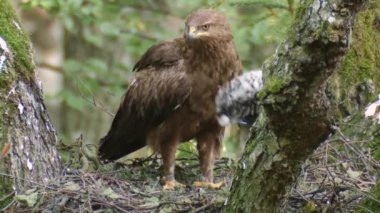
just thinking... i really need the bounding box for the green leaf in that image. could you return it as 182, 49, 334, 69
61, 16, 75, 31
99, 22, 120, 37
83, 28, 103, 47
60, 90, 86, 110
63, 59, 82, 74
86, 58, 107, 74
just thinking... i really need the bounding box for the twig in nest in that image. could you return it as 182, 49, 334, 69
191, 200, 216, 213
138, 201, 190, 211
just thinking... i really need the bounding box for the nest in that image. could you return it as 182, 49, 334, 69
3, 157, 234, 212
284, 126, 380, 212
1, 124, 379, 212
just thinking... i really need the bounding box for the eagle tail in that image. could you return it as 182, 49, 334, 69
98, 110, 147, 162
98, 133, 146, 162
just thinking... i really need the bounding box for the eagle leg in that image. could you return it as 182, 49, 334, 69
194, 127, 225, 189
160, 139, 184, 190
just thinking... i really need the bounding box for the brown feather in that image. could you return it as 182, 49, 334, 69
98, 62, 191, 161
99, 8, 242, 184
133, 40, 183, 72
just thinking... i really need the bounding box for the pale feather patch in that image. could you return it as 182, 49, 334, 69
217, 114, 230, 126
216, 70, 263, 125
365, 94, 380, 123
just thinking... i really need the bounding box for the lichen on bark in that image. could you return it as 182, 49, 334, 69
328, 2, 380, 118
225, 0, 368, 212
0, 0, 61, 202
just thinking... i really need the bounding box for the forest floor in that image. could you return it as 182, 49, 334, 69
8, 156, 234, 212
4, 126, 379, 212
285, 126, 380, 212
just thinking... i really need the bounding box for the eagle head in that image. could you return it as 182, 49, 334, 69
184, 9, 232, 42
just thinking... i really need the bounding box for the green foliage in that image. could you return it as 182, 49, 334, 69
60, 58, 125, 111
177, 141, 198, 158
223, 0, 297, 66
21, 0, 296, 85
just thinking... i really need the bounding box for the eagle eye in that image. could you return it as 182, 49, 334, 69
201, 24, 210, 31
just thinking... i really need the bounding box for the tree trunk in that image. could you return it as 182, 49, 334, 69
0, 0, 61, 196
225, 0, 368, 212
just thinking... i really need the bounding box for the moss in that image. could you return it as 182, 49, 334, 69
311, 20, 330, 42
0, 0, 33, 208
257, 75, 291, 99
327, 1, 380, 119
336, 3, 380, 157
335, 4, 380, 209
287, 0, 314, 40
0, 0, 35, 76
340, 9, 380, 88
0, 0, 31, 148
293, 0, 313, 23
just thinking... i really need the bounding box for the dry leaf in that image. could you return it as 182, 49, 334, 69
102, 187, 121, 199
63, 181, 81, 191
347, 168, 363, 179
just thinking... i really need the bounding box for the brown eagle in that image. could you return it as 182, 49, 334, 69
98, 8, 242, 189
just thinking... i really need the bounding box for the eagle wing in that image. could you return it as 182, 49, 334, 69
99, 40, 191, 161
133, 40, 183, 72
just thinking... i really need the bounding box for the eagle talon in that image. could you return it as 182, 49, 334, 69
193, 181, 225, 189
163, 180, 185, 190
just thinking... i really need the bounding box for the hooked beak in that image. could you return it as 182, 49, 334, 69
186, 26, 197, 40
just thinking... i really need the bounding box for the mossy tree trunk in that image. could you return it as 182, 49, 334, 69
349, 1, 380, 210
0, 0, 61, 199
225, 0, 368, 212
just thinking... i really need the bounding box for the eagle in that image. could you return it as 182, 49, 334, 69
98, 8, 242, 190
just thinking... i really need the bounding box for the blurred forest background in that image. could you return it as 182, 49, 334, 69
13, 0, 296, 163
3, 0, 380, 211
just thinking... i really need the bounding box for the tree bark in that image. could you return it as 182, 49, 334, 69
0, 0, 61, 195
225, 0, 368, 212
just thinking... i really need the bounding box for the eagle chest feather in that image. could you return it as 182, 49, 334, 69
186, 43, 241, 120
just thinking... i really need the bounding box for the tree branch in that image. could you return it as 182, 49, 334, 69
226, 0, 368, 212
